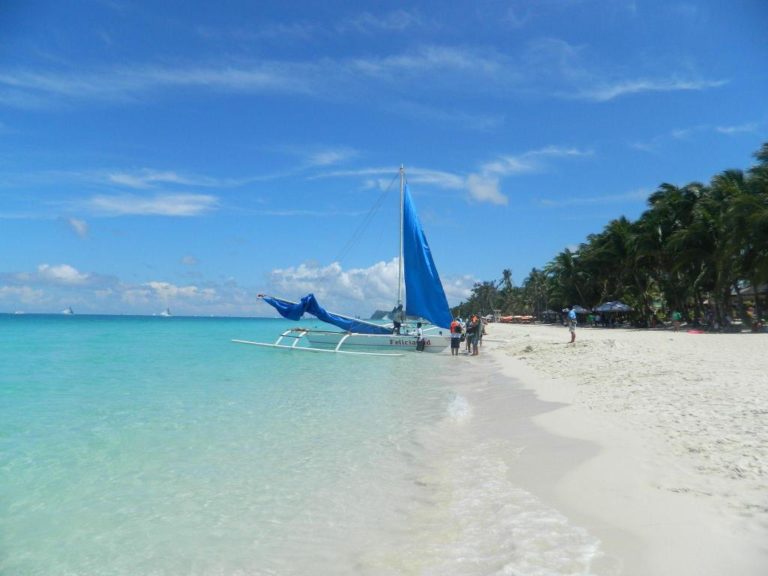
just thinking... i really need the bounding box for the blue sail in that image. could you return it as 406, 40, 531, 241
403, 185, 452, 329
262, 294, 392, 335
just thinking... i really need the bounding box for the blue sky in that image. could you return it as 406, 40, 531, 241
1, 0, 766, 317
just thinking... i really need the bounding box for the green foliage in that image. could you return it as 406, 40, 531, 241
453, 142, 768, 327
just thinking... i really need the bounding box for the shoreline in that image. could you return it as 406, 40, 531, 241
478, 323, 768, 575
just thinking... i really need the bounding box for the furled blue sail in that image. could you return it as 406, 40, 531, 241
261, 294, 392, 335
402, 185, 452, 329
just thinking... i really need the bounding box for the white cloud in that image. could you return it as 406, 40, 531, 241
120, 286, 153, 305
145, 281, 217, 301
442, 274, 476, 305
120, 281, 217, 307
631, 122, 759, 152
0, 45, 507, 110
196, 22, 318, 43
480, 146, 592, 178
670, 128, 694, 140
37, 263, 90, 284
181, 255, 199, 266
0, 37, 728, 118
266, 257, 473, 316
466, 146, 592, 204
577, 78, 728, 102
316, 149, 590, 206
0, 285, 45, 304
0, 64, 309, 103
539, 188, 649, 207
480, 156, 537, 177
351, 45, 502, 80
68, 217, 88, 238
337, 9, 423, 34
408, 168, 466, 190
466, 174, 506, 205
305, 148, 357, 167
0, 265, 250, 315
85, 193, 218, 216
716, 123, 758, 135
312, 165, 466, 192
520, 37, 727, 102
268, 260, 397, 309
1, 256, 475, 316
107, 169, 241, 189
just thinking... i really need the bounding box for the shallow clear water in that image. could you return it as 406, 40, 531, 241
1, 315, 602, 575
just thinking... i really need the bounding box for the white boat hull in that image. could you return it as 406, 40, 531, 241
306, 330, 450, 353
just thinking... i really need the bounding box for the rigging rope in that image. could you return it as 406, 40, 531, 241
334, 172, 399, 265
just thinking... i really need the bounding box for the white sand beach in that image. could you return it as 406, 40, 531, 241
479, 323, 768, 576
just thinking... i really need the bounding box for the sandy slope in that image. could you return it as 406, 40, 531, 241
482, 323, 768, 576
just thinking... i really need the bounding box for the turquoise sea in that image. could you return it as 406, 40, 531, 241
1, 315, 602, 575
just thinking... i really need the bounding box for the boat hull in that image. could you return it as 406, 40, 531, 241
306, 331, 450, 353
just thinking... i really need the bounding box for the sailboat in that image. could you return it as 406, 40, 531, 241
234, 166, 452, 355
160, 308, 172, 317
61, 306, 74, 315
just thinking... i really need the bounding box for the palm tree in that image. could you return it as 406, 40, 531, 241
545, 248, 587, 307
733, 149, 768, 323
638, 183, 702, 320
453, 142, 768, 329
522, 267, 550, 319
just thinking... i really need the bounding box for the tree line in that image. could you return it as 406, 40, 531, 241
453, 143, 768, 329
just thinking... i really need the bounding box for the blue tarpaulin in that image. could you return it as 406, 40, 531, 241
262, 294, 392, 335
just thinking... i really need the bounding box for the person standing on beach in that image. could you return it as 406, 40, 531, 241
672, 310, 682, 331
391, 303, 404, 334
468, 315, 480, 356
450, 317, 462, 356
567, 305, 577, 343
477, 317, 485, 348
415, 322, 425, 351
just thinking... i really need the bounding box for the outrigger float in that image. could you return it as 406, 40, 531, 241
233, 328, 409, 357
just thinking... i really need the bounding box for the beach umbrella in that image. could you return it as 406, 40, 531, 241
571, 305, 590, 314
540, 309, 559, 322
593, 301, 633, 313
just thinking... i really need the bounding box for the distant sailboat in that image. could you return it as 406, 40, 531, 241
61, 306, 74, 315
160, 308, 172, 317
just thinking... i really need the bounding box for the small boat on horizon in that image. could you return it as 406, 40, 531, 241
160, 308, 172, 317
61, 306, 74, 315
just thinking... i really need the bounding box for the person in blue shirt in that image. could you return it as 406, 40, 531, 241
567, 305, 577, 343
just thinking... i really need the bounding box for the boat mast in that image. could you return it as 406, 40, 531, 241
397, 165, 404, 307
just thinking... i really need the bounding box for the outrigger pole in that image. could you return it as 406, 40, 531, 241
232, 334, 405, 356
